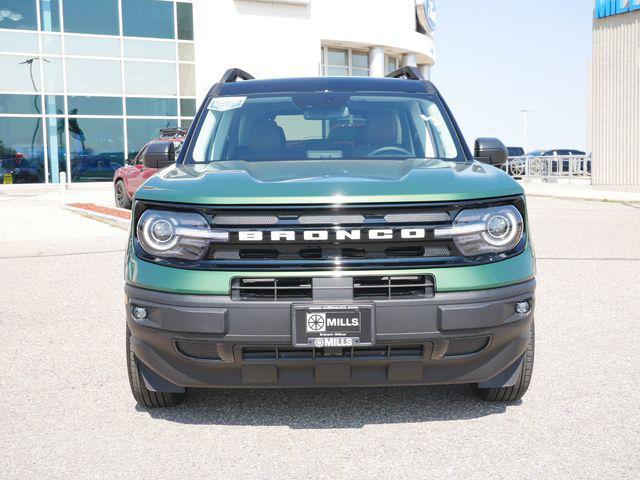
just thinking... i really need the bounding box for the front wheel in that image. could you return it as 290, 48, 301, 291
472, 321, 535, 402
126, 328, 185, 408
114, 180, 132, 209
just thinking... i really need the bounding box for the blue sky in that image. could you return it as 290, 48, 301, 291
432, 0, 593, 151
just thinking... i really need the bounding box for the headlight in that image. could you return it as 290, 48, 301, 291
136, 209, 229, 260
434, 205, 524, 256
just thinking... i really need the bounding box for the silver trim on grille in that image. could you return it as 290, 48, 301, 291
213, 215, 279, 226
384, 212, 450, 223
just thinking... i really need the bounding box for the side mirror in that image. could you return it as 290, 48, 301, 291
142, 141, 176, 169
474, 138, 508, 166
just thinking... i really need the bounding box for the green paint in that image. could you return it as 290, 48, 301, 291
126, 245, 535, 295
135, 159, 523, 205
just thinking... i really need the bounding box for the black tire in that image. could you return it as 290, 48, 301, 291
114, 180, 132, 209
126, 328, 185, 408
472, 321, 535, 402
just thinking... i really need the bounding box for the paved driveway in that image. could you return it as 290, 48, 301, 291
1, 192, 638, 479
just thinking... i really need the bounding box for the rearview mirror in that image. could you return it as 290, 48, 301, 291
143, 141, 176, 169
474, 138, 508, 166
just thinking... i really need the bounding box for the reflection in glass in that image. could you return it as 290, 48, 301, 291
180, 118, 192, 130
126, 98, 177, 117
44, 95, 64, 115
69, 117, 124, 182
0, 55, 43, 92
68, 96, 122, 116
177, 3, 194, 40
0, 0, 38, 30
0, 31, 39, 53
123, 38, 175, 60
179, 98, 196, 117
122, 0, 174, 39
179, 63, 196, 96
46, 116, 65, 182
124, 61, 176, 96
0, 94, 40, 114
39, 0, 61, 32
64, 35, 120, 57
127, 118, 176, 160
0, 117, 44, 184
66, 59, 122, 94
63, 0, 119, 36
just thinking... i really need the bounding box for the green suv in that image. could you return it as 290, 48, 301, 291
125, 68, 535, 407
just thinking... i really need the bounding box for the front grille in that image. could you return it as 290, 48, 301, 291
134, 197, 526, 271
231, 277, 313, 301
232, 275, 434, 301
243, 345, 425, 361
353, 275, 433, 300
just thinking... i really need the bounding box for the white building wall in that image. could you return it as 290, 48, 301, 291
192, 0, 435, 102
590, 11, 640, 190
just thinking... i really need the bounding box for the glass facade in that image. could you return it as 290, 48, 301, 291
0, 0, 195, 184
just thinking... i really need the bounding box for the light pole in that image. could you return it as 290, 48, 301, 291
519, 109, 533, 153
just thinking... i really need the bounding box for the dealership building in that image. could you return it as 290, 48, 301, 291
0, 0, 436, 186
590, 0, 640, 190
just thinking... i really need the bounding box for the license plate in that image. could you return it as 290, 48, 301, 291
291, 304, 375, 348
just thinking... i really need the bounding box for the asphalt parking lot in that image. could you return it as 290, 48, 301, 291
1, 191, 639, 479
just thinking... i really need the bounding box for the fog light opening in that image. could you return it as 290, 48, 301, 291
515, 301, 531, 315
132, 306, 148, 320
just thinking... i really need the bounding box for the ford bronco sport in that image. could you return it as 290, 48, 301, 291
125, 67, 535, 407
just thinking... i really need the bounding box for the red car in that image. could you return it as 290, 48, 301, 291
113, 128, 186, 209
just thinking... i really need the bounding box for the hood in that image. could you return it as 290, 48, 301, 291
135, 158, 523, 205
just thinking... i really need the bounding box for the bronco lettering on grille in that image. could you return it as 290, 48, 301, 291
237, 228, 429, 242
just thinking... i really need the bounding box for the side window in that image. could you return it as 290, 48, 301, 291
135, 146, 148, 165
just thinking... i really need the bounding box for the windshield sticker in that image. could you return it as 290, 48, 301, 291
208, 96, 246, 111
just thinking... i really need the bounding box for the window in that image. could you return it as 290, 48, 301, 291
191, 93, 462, 163
122, 0, 174, 39
44, 95, 64, 115
124, 61, 177, 96
45, 116, 65, 182
126, 98, 177, 117
177, 2, 194, 41
63, 0, 119, 36
0, 55, 42, 92
66, 59, 122, 94
127, 118, 177, 159
39, 0, 61, 32
321, 47, 370, 77
179, 99, 196, 117
0, 31, 39, 53
179, 63, 196, 96
68, 96, 122, 116
68, 117, 124, 182
385, 55, 400, 74
0, 117, 44, 184
64, 35, 120, 58
123, 38, 175, 61
0, 94, 40, 114
0, 0, 38, 30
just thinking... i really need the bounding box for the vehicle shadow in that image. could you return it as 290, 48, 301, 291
138, 385, 520, 429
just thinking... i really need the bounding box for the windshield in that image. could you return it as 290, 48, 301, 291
188, 92, 465, 163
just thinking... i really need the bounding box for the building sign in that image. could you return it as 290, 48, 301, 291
595, 0, 640, 19
416, 0, 437, 34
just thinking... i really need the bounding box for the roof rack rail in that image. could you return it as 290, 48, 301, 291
385, 66, 425, 81
219, 68, 255, 84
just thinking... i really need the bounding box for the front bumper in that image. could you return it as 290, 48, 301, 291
126, 278, 535, 389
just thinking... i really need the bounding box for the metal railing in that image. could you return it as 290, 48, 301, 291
504, 155, 592, 178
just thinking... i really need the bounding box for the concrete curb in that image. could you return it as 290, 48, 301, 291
62, 205, 130, 231
524, 191, 640, 206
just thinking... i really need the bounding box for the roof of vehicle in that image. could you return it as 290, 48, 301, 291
218, 76, 437, 96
